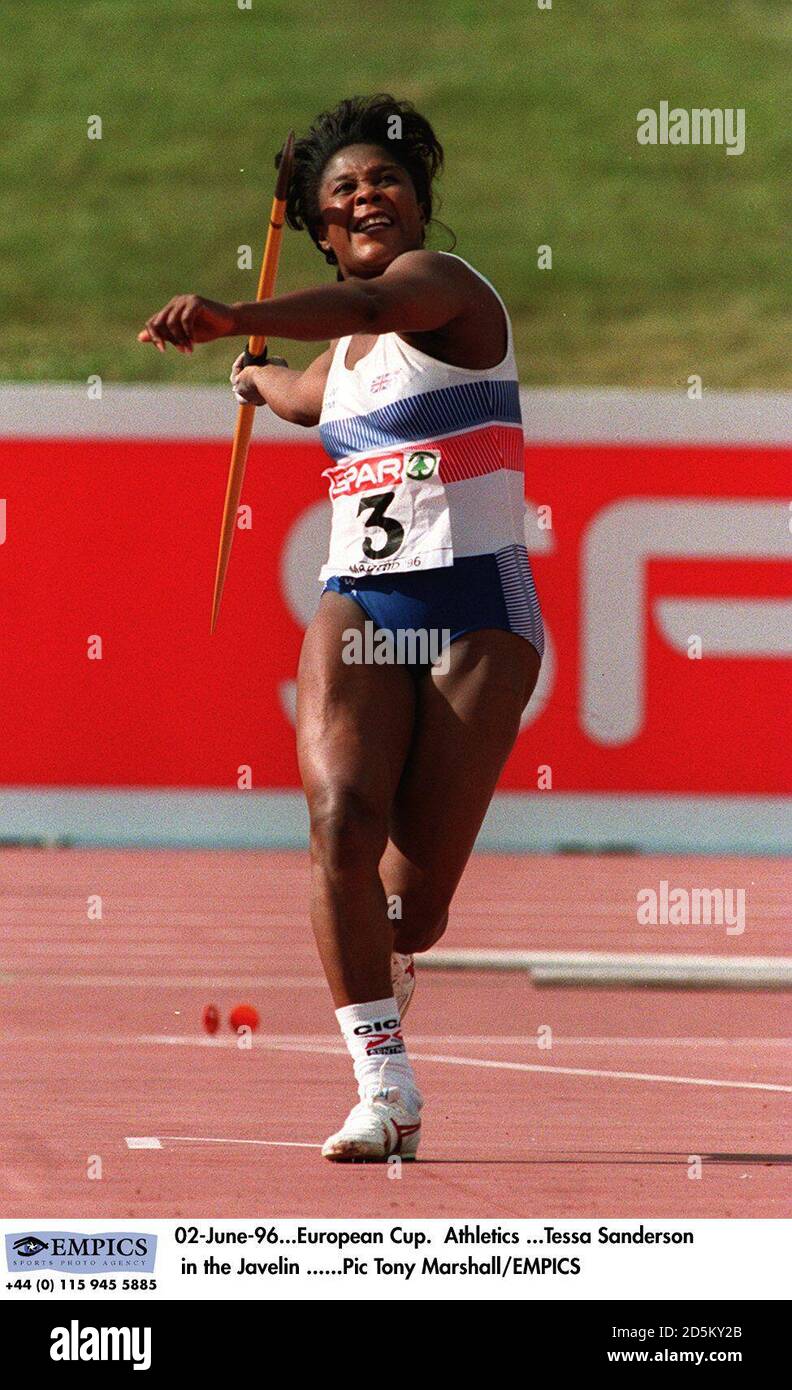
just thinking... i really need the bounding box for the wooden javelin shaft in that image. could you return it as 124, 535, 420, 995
210, 130, 295, 633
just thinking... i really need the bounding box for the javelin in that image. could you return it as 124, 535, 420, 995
210, 130, 295, 633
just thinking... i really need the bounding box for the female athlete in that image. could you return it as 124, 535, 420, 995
139, 95, 544, 1162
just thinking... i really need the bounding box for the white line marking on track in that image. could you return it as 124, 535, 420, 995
408, 1051, 792, 1094
138, 1035, 792, 1094
125, 1135, 319, 1151
5, 1033, 789, 1051
0, 974, 326, 988
136, 1033, 791, 1049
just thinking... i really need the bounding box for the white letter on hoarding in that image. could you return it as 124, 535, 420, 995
581, 499, 790, 745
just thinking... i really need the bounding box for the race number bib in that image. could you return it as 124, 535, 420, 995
321, 447, 454, 577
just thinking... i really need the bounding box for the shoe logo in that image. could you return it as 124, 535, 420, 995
391, 1121, 421, 1153
364, 1029, 403, 1053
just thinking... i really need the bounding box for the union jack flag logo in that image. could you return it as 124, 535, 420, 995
370, 372, 399, 394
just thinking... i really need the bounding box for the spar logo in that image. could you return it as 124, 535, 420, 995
323, 454, 402, 498
405, 449, 440, 479
6, 1230, 157, 1273
323, 448, 442, 498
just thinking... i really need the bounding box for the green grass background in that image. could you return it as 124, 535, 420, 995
1, 0, 788, 385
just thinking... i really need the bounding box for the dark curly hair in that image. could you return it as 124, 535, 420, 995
276, 94, 445, 267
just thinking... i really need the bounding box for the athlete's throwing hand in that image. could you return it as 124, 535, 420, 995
229, 352, 289, 406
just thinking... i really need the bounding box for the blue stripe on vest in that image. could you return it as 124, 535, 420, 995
320, 378, 521, 460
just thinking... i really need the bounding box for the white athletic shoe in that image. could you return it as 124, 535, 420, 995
391, 952, 416, 1018
322, 1086, 422, 1163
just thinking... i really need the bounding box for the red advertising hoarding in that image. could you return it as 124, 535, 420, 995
0, 436, 788, 792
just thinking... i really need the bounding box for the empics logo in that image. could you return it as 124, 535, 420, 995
12, 1236, 48, 1258
5, 1230, 157, 1273
50, 1320, 151, 1372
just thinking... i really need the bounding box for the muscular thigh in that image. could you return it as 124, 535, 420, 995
296, 591, 416, 823
381, 629, 540, 920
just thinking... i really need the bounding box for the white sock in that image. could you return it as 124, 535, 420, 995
335, 995, 421, 1112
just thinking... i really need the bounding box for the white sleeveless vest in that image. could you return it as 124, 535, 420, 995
318, 255, 525, 580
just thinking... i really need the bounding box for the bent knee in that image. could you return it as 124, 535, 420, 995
307, 785, 388, 874
394, 907, 449, 954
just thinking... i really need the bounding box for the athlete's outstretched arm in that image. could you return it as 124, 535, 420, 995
138, 251, 470, 352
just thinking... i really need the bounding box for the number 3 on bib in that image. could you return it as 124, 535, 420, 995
357, 491, 404, 561
322, 448, 454, 577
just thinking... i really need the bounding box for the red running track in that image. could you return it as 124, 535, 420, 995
1, 849, 789, 1219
